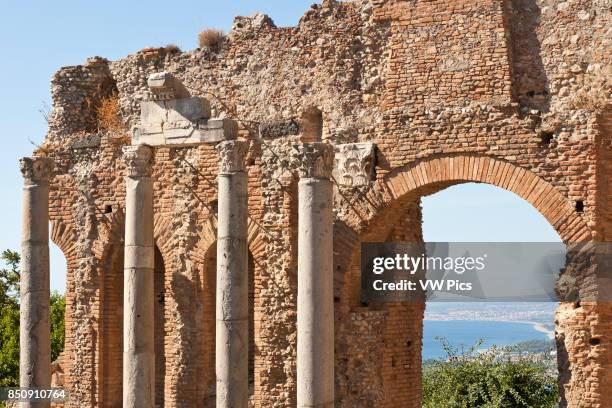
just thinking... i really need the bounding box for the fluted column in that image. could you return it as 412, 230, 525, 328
122, 145, 155, 408
215, 140, 249, 408
293, 143, 335, 408
19, 156, 54, 408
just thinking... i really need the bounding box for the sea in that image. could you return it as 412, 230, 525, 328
423, 320, 552, 360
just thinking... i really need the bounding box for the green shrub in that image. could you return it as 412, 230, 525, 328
423, 337, 558, 408
0, 250, 21, 388
0, 301, 19, 387
50, 292, 65, 362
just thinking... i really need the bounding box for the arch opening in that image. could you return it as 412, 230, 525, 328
49, 238, 68, 389
420, 183, 562, 403
98, 243, 167, 408
335, 155, 587, 407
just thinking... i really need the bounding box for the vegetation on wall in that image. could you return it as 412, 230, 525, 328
0, 250, 65, 387
96, 94, 125, 134
198, 28, 225, 51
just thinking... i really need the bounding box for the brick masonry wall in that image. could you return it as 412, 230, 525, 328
38, 0, 610, 407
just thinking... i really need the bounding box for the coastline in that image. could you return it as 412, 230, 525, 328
424, 318, 555, 339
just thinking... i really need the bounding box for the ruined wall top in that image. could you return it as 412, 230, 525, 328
44, 0, 609, 147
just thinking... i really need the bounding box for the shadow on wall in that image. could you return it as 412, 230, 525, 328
508, 0, 551, 112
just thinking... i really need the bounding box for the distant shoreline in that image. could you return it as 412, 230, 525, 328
424, 318, 555, 339
529, 322, 555, 339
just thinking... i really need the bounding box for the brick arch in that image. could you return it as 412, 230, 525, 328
337, 154, 595, 408
193, 215, 267, 406
48, 220, 79, 391
350, 154, 592, 244
50, 220, 79, 271
83, 211, 172, 408
153, 214, 178, 267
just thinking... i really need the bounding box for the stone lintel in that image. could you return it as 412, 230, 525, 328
333, 142, 375, 187
135, 96, 237, 147
141, 98, 212, 126
134, 117, 238, 147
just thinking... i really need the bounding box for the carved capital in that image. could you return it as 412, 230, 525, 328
333, 142, 375, 187
19, 157, 54, 183
216, 140, 248, 174
123, 145, 154, 178
293, 142, 334, 179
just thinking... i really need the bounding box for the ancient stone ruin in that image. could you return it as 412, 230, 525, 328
19, 0, 611, 407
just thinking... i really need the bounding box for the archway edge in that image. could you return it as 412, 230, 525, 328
352, 154, 592, 244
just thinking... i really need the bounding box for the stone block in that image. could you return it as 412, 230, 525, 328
135, 98, 234, 146
166, 97, 211, 122
71, 134, 101, 150
259, 120, 300, 139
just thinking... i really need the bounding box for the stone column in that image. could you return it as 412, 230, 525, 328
19, 156, 53, 408
293, 143, 335, 408
215, 140, 249, 408
122, 145, 155, 408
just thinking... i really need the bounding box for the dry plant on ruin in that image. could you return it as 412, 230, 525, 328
198, 29, 225, 52
96, 94, 126, 134
164, 44, 182, 54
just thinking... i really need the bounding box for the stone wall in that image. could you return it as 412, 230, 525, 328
38, 0, 610, 407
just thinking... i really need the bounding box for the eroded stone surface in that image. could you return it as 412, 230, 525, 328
216, 141, 249, 408
333, 142, 375, 187
133, 73, 236, 146
19, 156, 53, 408
122, 145, 155, 408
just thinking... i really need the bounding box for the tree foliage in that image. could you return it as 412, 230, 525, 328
0, 250, 20, 387
0, 298, 19, 387
0, 250, 65, 387
50, 292, 65, 361
0, 250, 20, 307
423, 337, 558, 408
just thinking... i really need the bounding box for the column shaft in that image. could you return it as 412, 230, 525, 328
215, 141, 249, 408
19, 157, 53, 408
122, 145, 155, 408
294, 143, 335, 408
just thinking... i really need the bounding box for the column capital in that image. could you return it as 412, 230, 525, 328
293, 142, 334, 179
216, 140, 248, 174
19, 157, 54, 183
123, 145, 154, 178
333, 142, 375, 187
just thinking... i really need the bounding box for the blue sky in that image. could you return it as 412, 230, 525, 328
0, 1, 560, 294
